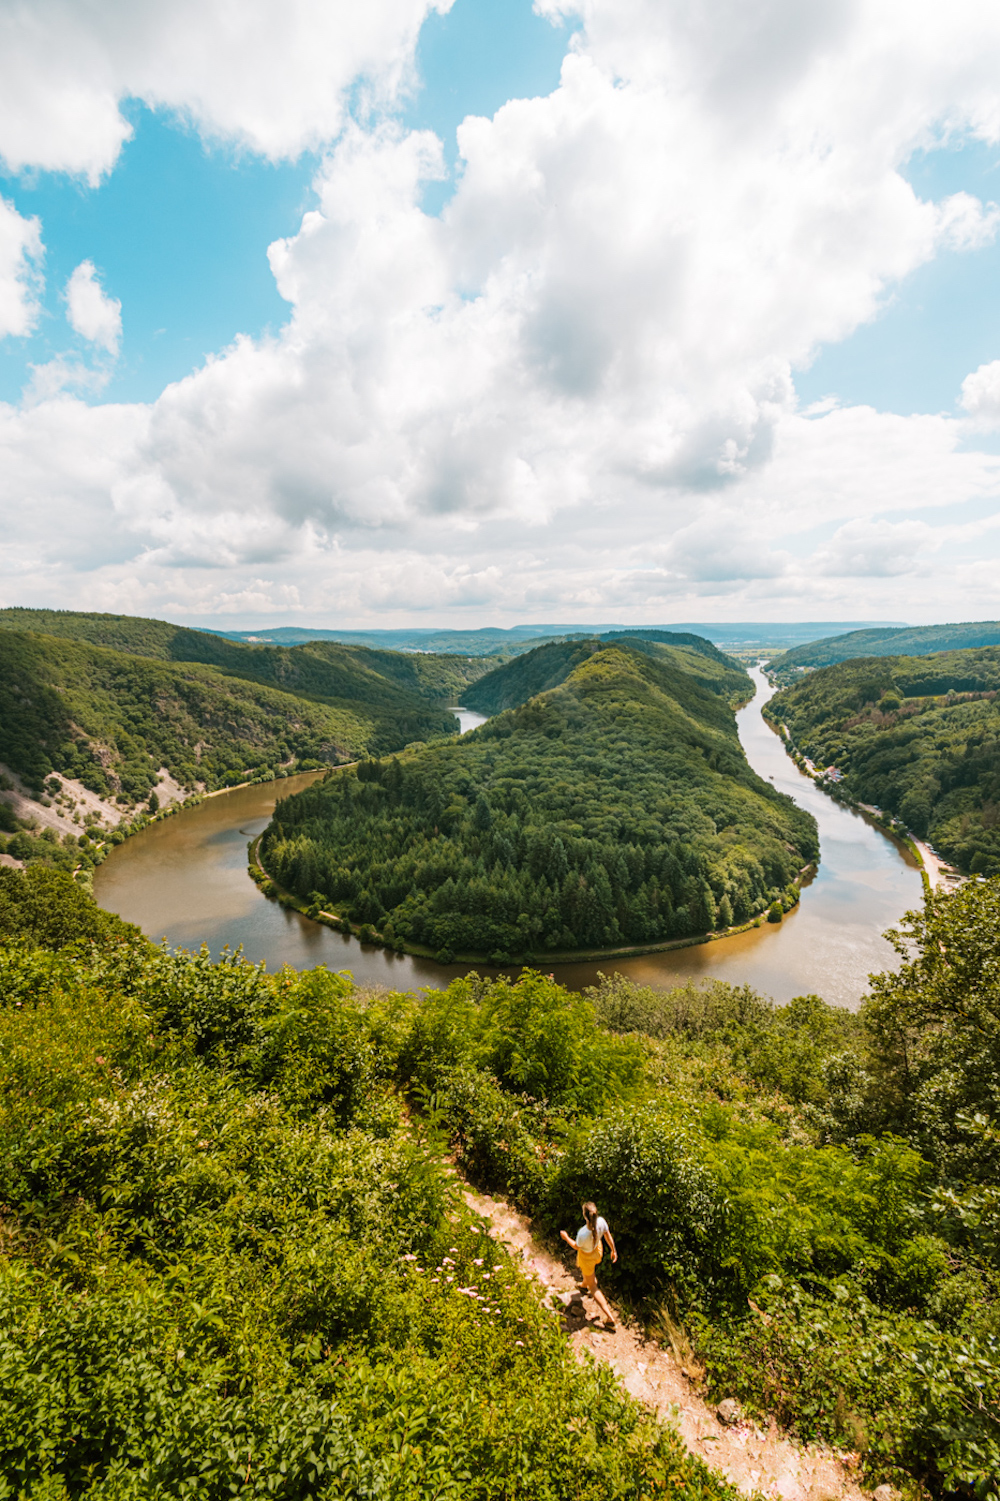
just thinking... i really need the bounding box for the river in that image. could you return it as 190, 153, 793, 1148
94, 673, 922, 1007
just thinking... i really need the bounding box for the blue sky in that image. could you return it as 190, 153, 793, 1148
2, 0, 1000, 627
0, 0, 577, 406
5, 0, 991, 420
798, 137, 1000, 417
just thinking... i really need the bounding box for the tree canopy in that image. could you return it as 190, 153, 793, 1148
263, 641, 817, 959
766, 647, 1000, 872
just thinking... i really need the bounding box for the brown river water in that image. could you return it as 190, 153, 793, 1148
94, 672, 922, 1007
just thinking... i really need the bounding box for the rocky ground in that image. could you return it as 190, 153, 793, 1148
0, 761, 192, 868
464, 1184, 872, 1501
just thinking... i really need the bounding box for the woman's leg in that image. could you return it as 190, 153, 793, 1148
581, 1269, 614, 1324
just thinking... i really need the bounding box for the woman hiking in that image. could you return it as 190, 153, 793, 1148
560, 1201, 617, 1327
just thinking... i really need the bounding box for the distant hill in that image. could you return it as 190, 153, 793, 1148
772, 620, 1000, 682
765, 645, 1000, 874
263, 640, 815, 960
202, 620, 898, 654
463, 635, 748, 716
0, 608, 487, 704
0, 615, 476, 874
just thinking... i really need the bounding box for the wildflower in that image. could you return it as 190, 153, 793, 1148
473, 1258, 484, 1266
402, 1254, 417, 1262
515, 1340, 525, 1347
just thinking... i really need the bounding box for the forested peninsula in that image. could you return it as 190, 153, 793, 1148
261, 639, 818, 961
765, 646, 1000, 874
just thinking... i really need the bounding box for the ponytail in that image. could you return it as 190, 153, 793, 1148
582, 1201, 600, 1249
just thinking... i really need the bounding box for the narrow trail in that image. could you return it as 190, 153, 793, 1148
463, 1184, 870, 1501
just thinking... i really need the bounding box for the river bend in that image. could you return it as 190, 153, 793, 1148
94, 674, 921, 1006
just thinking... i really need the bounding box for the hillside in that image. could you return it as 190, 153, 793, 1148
0, 629, 462, 876
262, 641, 817, 960
0, 607, 488, 704
772, 618, 1000, 681
765, 647, 1000, 873
3, 864, 998, 1493
463, 634, 748, 717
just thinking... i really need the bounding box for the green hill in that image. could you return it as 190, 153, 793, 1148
772, 619, 1000, 682
765, 646, 1000, 873
0, 607, 488, 705
463, 634, 748, 716
262, 641, 817, 960
0, 630, 459, 880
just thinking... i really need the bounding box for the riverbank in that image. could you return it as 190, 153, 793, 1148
248, 831, 811, 968
94, 666, 922, 1005
761, 712, 960, 895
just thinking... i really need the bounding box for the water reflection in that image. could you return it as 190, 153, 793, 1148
95, 669, 922, 1006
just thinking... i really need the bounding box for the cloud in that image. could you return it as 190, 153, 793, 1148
4, 0, 1000, 625
812, 517, 937, 578
0, 195, 42, 337
960, 359, 1000, 426
0, 0, 451, 183
64, 261, 122, 356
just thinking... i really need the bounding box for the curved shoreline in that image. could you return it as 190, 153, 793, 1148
248, 833, 809, 968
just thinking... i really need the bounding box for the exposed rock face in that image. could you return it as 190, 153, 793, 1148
872, 1488, 899, 1501
716, 1397, 743, 1426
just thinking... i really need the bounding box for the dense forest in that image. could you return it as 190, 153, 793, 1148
262, 640, 817, 960
0, 630, 458, 802
0, 607, 490, 705
773, 618, 1000, 680
766, 647, 1000, 873
1, 863, 997, 1494
463, 633, 747, 716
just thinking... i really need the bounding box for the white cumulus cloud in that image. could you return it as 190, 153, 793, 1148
0, 194, 42, 338
0, 0, 452, 182
960, 359, 1000, 426
3, 0, 1000, 624
64, 261, 122, 356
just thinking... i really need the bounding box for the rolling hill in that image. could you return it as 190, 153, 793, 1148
262, 640, 817, 960
765, 646, 1000, 873
772, 619, 1000, 683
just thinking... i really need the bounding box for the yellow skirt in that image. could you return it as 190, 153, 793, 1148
576, 1244, 603, 1275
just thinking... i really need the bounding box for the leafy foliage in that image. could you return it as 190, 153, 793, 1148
766, 647, 1000, 872
0, 871, 734, 1501
263, 642, 817, 957
0, 627, 458, 805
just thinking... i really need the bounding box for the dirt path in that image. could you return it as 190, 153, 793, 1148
464, 1185, 869, 1501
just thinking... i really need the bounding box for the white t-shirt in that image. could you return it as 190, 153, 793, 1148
576, 1217, 609, 1252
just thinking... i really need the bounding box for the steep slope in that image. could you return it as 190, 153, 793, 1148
263, 642, 816, 959
0, 629, 455, 805
766, 646, 1000, 873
